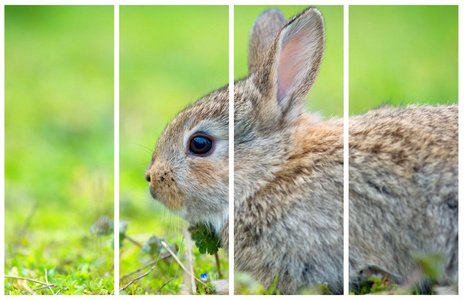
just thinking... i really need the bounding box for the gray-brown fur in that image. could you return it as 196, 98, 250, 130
349, 105, 458, 290
248, 9, 286, 74
146, 6, 457, 295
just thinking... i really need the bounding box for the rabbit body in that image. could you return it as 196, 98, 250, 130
146, 7, 457, 295
233, 110, 344, 294
349, 105, 458, 289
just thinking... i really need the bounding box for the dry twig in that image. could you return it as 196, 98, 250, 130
157, 278, 174, 293
120, 253, 171, 280
5, 275, 56, 288
45, 269, 55, 295
119, 264, 158, 292
215, 252, 223, 279
5, 275, 57, 295
125, 235, 143, 248
161, 241, 207, 288
19, 281, 36, 295
184, 229, 196, 294
23, 285, 54, 294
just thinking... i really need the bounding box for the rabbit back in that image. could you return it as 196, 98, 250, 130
349, 104, 458, 288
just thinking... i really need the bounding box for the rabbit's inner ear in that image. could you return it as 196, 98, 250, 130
275, 8, 325, 110
277, 38, 305, 101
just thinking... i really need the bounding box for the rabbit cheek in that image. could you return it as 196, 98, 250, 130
188, 159, 221, 188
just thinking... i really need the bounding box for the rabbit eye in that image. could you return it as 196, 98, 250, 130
188, 133, 214, 156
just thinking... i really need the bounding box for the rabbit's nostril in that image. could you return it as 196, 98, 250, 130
145, 172, 151, 182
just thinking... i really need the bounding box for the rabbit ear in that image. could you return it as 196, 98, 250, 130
248, 9, 286, 75
255, 8, 325, 122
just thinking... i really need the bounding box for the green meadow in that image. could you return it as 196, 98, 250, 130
5, 6, 114, 295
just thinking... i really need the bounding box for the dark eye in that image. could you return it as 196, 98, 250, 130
188, 134, 214, 155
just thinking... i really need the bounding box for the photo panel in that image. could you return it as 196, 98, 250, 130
349, 5, 458, 295
234, 5, 344, 295
4, 5, 114, 295
119, 5, 229, 295
3, 2, 460, 297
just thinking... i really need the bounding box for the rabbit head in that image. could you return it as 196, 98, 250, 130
146, 7, 325, 237
145, 87, 229, 234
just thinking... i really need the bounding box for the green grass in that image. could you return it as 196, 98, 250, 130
350, 5, 458, 114
119, 6, 229, 294
5, 6, 114, 295
235, 5, 344, 118
351, 252, 450, 295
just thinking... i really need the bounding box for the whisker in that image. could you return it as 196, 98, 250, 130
134, 143, 154, 152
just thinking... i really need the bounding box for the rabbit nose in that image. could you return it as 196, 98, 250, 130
145, 171, 151, 182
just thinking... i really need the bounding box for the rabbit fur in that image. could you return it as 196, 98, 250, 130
349, 104, 458, 292
146, 7, 458, 295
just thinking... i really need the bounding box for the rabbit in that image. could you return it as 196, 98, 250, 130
145, 6, 458, 295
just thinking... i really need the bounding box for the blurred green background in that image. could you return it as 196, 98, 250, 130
235, 5, 343, 118
5, 6, 114, 295
120, 6, 228, 294
350, 5, 458, 114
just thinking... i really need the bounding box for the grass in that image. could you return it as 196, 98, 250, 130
118, 220, 228, 295
119, 6, 229, 294
5, 6, 114, 295
351, 252, 451, 295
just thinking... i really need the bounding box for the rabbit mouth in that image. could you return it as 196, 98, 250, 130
148, 184, 186, 212
148, 185, 158, 201
148, 186, 167, 207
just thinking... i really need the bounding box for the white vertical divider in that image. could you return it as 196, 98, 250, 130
228, 3, 235, 297
114, 4, 120, 296
343, 3, 349, 296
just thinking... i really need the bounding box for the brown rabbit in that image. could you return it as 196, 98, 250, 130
146, 7, 457, 295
